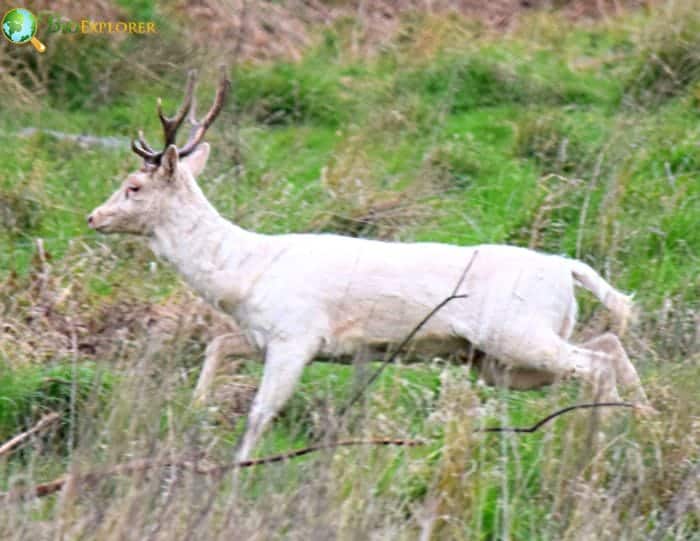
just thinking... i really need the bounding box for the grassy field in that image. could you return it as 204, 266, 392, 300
0, 1, 698, 539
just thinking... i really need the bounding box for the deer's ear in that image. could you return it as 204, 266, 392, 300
160, 144, 179, 177
181, 143, 210, 177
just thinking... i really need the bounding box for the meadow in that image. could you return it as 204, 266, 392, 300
0, 1, 698, 539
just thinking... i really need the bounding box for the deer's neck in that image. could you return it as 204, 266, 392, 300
149, 195, 262, 307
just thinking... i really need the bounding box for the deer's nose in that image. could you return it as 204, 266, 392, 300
87, 214, 94, 227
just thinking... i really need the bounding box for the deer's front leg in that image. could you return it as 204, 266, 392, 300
235, 340, 316, 461
193, 332, 258, 404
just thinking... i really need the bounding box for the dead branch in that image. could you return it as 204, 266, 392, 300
0, 402, 643, 503
0, 412, 60, 459
206, 437, 423, 472
0, 438, 421, 502
1, 454, 202, 501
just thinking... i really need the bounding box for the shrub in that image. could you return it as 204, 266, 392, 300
0, 361, 113, 442
396, 56, 533, 112
625, 1, 700, 107
394, 52, 605, 114
0, 189, 42, 237
514, 110, 606, 175
235, 59, 351, 126
422, 139, 481, 189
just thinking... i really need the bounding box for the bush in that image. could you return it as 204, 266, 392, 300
625, 2, 700, 106
397, 56, 533, 112
235, 59, 351, 126
514, 110, 606, 175
0, 361, 114, 442
0, 189, 42, 237
423, 139, 481, 189
395, 52, 605, 114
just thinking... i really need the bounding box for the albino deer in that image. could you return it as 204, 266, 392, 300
88, 70, 649, 460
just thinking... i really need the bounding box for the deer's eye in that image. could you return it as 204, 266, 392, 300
126, 185, 141, 198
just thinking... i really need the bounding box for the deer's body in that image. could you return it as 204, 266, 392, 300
155, 207, 574, 360
88, 70, 650, 461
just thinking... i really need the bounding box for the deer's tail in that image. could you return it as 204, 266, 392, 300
571, 260, 636, 334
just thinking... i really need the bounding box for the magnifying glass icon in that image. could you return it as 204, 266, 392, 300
2, 8, 47, 53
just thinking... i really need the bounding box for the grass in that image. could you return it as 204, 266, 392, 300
0, 1, 698, 539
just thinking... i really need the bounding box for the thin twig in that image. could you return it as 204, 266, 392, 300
0, 412, 60, 458
207, 438, 423, 471
479, 402, 637, 433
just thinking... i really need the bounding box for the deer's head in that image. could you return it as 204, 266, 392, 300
87, 69, 230, 236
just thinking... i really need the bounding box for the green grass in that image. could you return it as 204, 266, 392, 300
2, 20, 697, 295
0, 3, 698, 539
0, 360, 113, 441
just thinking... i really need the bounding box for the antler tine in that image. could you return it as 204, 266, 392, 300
158, 69, 197, 147
178, 67, 231, 158
187, 93, 198, 139
131, 137, 158, 162
137, 130, 156, 154
130, 69, 225, 165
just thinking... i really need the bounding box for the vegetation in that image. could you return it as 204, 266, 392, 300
0, 1, 697, 539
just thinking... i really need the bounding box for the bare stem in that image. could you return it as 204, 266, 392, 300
0, 412, 60, 459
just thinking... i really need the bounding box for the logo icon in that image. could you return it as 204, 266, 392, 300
2, 8, 46, 53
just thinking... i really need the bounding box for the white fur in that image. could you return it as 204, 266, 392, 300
88, 144, 648, 460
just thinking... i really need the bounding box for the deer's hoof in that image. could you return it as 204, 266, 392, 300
633, 403, 659, 418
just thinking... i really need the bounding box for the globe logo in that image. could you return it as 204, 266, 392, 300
2, 8, 46, 52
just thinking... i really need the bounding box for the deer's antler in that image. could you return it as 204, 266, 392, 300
132, 67, 230, 165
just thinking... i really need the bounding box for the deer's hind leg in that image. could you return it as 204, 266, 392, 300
474, 298, 578, 391
580, 333, 647, 404
476, 357, 556, 390
480, 324, 622, 402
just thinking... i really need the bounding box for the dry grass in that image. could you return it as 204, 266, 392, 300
0, 355, 696, 539
162, 0, 664, 64
0, 238, 240, 369
0, 191, 695, 537
0, 233, 697, 539
0, 1, 698, 538
625, 0, 700, 106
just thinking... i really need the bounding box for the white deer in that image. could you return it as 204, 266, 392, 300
88, 70, 649, 460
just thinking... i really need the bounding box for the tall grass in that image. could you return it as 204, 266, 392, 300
0, 1, 698, 539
